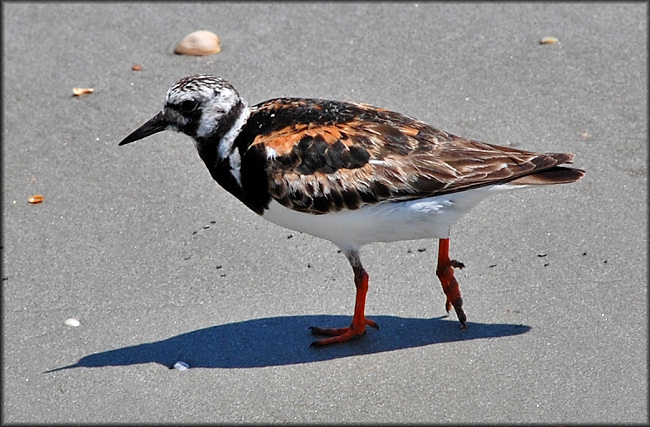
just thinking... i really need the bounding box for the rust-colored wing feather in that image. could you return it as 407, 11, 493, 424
246, 98, 584, 214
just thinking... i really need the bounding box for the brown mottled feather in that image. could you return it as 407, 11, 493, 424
247, 99, 584, 214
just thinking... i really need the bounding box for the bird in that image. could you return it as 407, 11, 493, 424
119, 74, 584, 347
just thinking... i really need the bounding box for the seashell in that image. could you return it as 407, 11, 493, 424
28, 194, 44, 204
173, 361, 189, 371
64, 318, 81, 327
72, 87, 94, 96
132, 64, 142, 71
540, 36, 559, 45
175, 30, 221, 56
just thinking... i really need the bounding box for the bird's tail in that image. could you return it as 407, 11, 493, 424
509, 153, 585, 185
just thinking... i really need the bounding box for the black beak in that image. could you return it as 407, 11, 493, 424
118, 111, 168, 146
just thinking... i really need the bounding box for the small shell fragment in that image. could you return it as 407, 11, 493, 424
175, 30, 221, 56
64, 318, 81, 327
28, 194, 44, 204
132, 64, 142, 71
540, 36, 559, 45
173, 361, 189, 371
73, 87, 94, 96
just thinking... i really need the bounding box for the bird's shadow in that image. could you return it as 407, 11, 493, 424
46, 315, 530, 372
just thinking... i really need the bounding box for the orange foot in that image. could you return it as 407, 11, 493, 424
437, 238, 467, 328
444, 259, 465, 312
310, 255, 379, 347
309, 319, 379, 347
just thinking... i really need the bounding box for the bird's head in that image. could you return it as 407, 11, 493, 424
118, 75, 246, 147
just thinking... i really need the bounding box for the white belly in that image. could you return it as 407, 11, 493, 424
262, 185, 509, 251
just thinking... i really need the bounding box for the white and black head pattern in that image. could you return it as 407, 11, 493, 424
162, 75, 247, 141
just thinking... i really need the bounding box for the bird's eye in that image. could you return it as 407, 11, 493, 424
179, 100, 199, 113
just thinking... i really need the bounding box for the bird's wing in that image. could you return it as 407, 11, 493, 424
247, 98, 580, 214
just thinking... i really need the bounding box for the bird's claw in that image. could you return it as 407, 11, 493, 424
450, 259, 465, 269
309, 318, 378, 347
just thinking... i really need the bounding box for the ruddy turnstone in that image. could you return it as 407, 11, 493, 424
119, 74, 584, 347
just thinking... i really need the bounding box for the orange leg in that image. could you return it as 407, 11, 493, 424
436, 238, 467, 328
310, 252, 379, 347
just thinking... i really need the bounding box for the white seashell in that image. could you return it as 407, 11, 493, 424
173, 361, 189, 371
175, 31, 221, 56
63, 318, 80, 327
